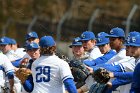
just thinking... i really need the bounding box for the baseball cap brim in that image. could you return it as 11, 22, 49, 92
96, 42, 109, 46
69, 44, 82, 48
106, 35, 124, 38
124, 43, 140, 47
0, 43, 9, 45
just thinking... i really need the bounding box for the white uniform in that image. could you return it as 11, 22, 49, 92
6, 50, 22, 61
31, 55, 73, 93
106, 48, 128, 64
5, 50, 22, 93
106, 49, 135, 93
88, 46, 103, 60
14, 48, 26, 58
83, 46, 102, 91
0, 52, 14, 92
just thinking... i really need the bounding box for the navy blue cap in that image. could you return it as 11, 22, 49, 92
69, 37, 82, 48
0, 37, 11, 45
107, 27, 125, 38
39, 36, 55, 48
80, 31, 95, 41
26, 32, 38, 40
96, 32, 110, 46
26, 42, 40, 50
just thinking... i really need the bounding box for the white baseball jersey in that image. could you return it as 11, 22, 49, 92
5, 50, 22, 93
0, 53, 14, 87
88, 46, 103, 60
14, 48, 26, 58
106, 48, 128, 64
5, 50, 22, 61
31, 55, 73, 93
118, 57, 135, 72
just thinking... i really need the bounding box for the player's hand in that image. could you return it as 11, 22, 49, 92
85, 66, 94, 74
109, 72, 114, 78
107, 82, 112, 88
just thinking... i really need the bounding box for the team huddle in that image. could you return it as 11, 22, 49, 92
0, 27, 140, 93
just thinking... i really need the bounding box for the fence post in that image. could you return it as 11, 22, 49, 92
125, 4, 138, 36
88, 8, 100, 31
27, 16, 38, 33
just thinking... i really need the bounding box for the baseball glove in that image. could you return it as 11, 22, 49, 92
92, 67, 110, 84
69, 60, 90, 82
15, 68, 32, 84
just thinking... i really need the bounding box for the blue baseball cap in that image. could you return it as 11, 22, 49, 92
127, 31, 140, 37
10, 39, 17, 45
107, 27, 125, 38
26, 42, 40, 50
25, 32, 38, 40
125, 31, 140, 46
39, 36, 56, 47
69, 37, 82, 48
80, 31, 95, 41
0, 37, 11, 45
96, 32, 110, 46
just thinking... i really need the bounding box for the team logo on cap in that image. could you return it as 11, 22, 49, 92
75, 38, 79, 42
0, 38, 4, 42
98, 33, 101, 37
81, 34, 85, 38
29, 32, 33, 36
131, 37, 136, 43
110, 30, 114, 34
98, 38, 102, 42
30, 43, 34, 47
126, 37, 130, 43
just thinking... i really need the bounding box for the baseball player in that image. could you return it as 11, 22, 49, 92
19, 42, 40, 93
83, 32, 117, 66
69, 37, 89, 90
124, 33, 140, 93
22, 31, 39, 60
10, 38, 26, 58
0, 49, 15, 93
24, 36, 77, 93
0, 37, 22, 93
87, 31, 140, 93
80, 31, 103, 60
69, 37, 88, 61
25, 31, 39, 44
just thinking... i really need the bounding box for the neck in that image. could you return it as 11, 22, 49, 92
116, 45, 125, 53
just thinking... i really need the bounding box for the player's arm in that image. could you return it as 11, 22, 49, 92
64, 78, 77, 93
7, 71, 15, 93
22, 75, 34, 92
110, 72, 133, 79
91, 64, 122, 72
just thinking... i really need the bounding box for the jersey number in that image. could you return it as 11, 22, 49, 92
36, 66, 51, 82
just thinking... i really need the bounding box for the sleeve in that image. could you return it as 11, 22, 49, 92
60, 60, 73, 82
2, 55, 15, 74
63, 78, 77, 93
130, 63, 140, 93
114, 72, 133, 79
111, 78, 132, 89
94, 50, 116, 65
11, 58, 22, 67
23, 75, 34, 92
92, 64, 122, 72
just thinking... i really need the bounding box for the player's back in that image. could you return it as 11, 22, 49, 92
31, 55, 72, 93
